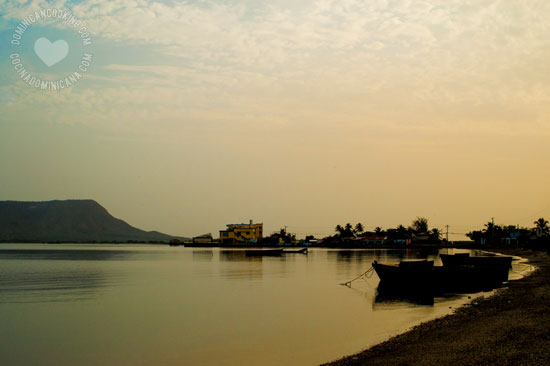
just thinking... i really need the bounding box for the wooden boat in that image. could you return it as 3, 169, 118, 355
439, 253, 470, 266
283, 248, 308, 254
373, 258, 508, 295
372, 260, 434, 287
440, 253, 514, 269
245, 249, 284, 256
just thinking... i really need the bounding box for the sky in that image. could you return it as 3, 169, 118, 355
0, 0, 549, 239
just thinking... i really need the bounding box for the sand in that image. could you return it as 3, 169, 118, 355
322, 249, 550, 366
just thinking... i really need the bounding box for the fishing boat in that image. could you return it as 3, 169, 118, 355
283, 248, 308, 254
245, 249, 284, 256
373, 258, 509, 295
440, 253, 514, 268
372, 260, 434, 287
440, 253, 513, 283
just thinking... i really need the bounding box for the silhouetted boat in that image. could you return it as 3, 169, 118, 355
245, 249, 283, 256
283, 248, 308, 254
373, 257, 510, 295
440, 253, 514, 268
372, 260, 434, 287
440, 253, 513, 283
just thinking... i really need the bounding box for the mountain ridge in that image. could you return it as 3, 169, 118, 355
0, 199, 187, 243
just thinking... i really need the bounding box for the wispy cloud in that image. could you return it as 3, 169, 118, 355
1, 0, 550, 133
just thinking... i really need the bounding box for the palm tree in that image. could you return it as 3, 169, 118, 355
339, 223, 352, 237
355, 223, 364, 234
430, 228, 441, 241
335, 225, 344, 236
534, 218, 550, 237
375, 227, 383, 235
412, 217, 429, 233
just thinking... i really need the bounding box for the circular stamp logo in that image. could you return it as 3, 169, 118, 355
9, 8, 93, 91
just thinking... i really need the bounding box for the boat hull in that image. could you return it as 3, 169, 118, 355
372, 260, 434, 288
245, 249, 283, 256
373, 258, 510, 296
440, 253, 513, 269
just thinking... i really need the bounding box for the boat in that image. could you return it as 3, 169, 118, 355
373, 258, 509, 295
372, 260, 434, 287
283, 248, 308, 254
440, 253, 513, 283
439, 253, 470, 266
440, 253, 514, 268
244, 249, 284, 256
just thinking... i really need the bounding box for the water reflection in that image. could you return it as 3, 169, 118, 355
0, 249, 133, 261
374, 283, 435, 306
0, 269, 110, 303
219, 250, 252, 262
218, 251, 263, 279
0, 248, 131, 303
192, 250, 214, 261
0, 245, 529, 366
329, 249, 431, 264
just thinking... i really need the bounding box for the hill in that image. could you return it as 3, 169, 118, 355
0, 200, 187, 243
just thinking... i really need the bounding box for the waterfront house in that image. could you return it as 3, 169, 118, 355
359, 235, 387, 245
219, 220, 263, 244
193, 233, 213, 244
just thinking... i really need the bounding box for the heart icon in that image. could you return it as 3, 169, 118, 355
34, 37, 69, 67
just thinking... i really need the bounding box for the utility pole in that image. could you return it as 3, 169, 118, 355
446, 225, 449, 243
491, 217, 495, 245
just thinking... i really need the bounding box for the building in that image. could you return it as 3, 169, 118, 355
192, 233, 213, 244
219, 220, 263, 244
359, 235, 388, 245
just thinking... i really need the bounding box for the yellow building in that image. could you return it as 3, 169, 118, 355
219, 220, 263, 244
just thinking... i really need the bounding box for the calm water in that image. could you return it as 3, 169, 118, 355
0, 244, 527, 366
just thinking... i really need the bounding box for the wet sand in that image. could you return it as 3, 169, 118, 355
322, 249, 550, 366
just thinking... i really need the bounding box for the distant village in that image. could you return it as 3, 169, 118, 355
174, 217, 550, 248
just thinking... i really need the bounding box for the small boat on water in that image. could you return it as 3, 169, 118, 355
372, 260, 434, 287
245, 249, 284, 256
373, 256, 510, 295
440, 253, 514, 268
440, 253, 513, 283
433, 265, 507, 292
283, 248, 308, 254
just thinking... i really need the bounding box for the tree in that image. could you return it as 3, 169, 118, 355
396, 225, 408, 237
411, 217, 429, 233
430, 228, 441, 241
375, 226, 383, 235
534, 218, 550, 238
484, 221, 495, 233
355, 223, 364, 234
335, 224, 355, 238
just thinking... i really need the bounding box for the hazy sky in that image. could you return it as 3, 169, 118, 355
1, 0, 549, 239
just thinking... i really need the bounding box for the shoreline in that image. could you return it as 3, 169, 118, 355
322, 248, 550, 366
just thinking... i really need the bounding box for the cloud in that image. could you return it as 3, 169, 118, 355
1, 0, 549, 137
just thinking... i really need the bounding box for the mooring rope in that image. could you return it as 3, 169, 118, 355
341, 266, 375, 287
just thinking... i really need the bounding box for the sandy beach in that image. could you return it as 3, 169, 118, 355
322, 249, 550, 366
